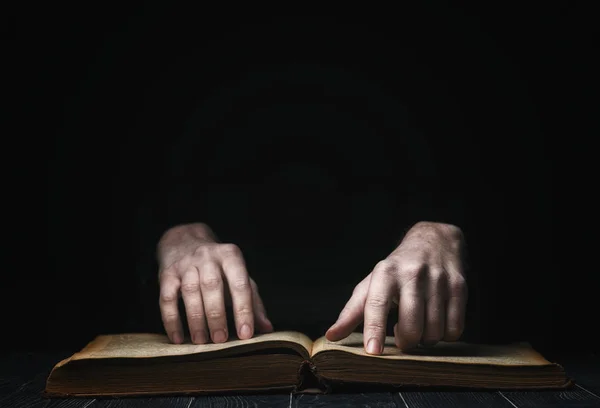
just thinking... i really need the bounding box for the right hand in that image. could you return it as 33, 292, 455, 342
157, 223, 273, 344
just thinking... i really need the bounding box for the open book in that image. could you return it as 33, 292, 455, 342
45, 331, 571, 396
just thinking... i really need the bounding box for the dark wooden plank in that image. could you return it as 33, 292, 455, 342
45, 399, 97, 408
573, 375, 600, 397
0, 353, 95, 408
562, 354, 600, 396
295, 392, 398, 407
500, 388, 600, 408
191, 394, 291, 408
91, 396, 192, 408
0, 352, 61, 398
0, 377, 19, 396
397, 391, 513, 408
0, 372, 52, 408
575, 384, 600, 403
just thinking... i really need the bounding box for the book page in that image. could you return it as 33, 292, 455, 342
67, 331, 313, 361
311, 332, 552, 366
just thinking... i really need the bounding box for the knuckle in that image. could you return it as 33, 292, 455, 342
235, 305, 253, 316
162, 312, 178, 323
446, 224, 464, 240
428, 269, 445, 284
187, 312, 205, 321
219, 243, 242, 258
375, 260, 396, 276
399, 260, 425, 277
201, 274, 222, 290
158, 266, 174, 280
365, 321, 386, 332
449, 275, 467, 294
181, 282, 200, 293
193, 245, 210, 257
206, 310, 225, 320
176, 255, 194, 271
160, 292, 178, 303
231, 278, 251, 291
366, 295, 389, 309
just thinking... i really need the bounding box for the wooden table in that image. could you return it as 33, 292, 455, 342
1, 351, 599, 407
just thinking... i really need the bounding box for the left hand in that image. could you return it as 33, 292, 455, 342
326, 221, 468, 354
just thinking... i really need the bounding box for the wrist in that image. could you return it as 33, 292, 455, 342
405, 221, 463, 246
410, 221, 460, 235
158, 223, 216, 250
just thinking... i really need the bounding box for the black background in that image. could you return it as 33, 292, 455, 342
4, 4, 597, 356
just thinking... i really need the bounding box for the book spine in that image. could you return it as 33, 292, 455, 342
294, 360, 330, 394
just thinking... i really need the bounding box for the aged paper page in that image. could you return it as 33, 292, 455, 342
68, 331, 313, 361
312, 332, 552, 366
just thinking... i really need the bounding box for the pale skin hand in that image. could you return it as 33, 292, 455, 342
157, 223, 273, 344
326, 221, 468, 354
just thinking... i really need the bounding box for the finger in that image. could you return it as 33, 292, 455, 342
159, 272, 184, 344
422, 294, 445, 346
445, 275, 468, 341
250, 279, 273, 333
220, 244, 254, 340
326, 276, 371, 341
421, 271, 446, 346
396, 276, 425, 351
199, 261, 228, 343
363, 269, 396, 355
180, 266, 208, 344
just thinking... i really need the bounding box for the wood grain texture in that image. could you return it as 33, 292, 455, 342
45, 399, 97, 408
397, 391, 514, 408
91, 396, 192, 408
191, 394, 292, 407
295, 392, 398, 407
0, 372, 52, 408
563, 354, 600, 396
0, 353, 94, 408
500, 388, 600, 408
0, 352, 63, 398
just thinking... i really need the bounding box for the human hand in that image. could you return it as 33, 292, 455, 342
326, 222, 468, 354
157, 223, 273, 344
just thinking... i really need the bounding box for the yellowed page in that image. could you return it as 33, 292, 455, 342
68, 331, 313, 361
312, 332, 552, 366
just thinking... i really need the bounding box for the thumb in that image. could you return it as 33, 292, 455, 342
326, 276, 370, 341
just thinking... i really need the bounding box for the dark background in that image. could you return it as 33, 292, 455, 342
4, 5, 597, 356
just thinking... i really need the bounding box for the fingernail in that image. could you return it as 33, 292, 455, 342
193, 331, 206, 344
213, 329, 227, 343
240, 324, 252, 339
367, 338, 382, 355
172, 332, 182, 344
